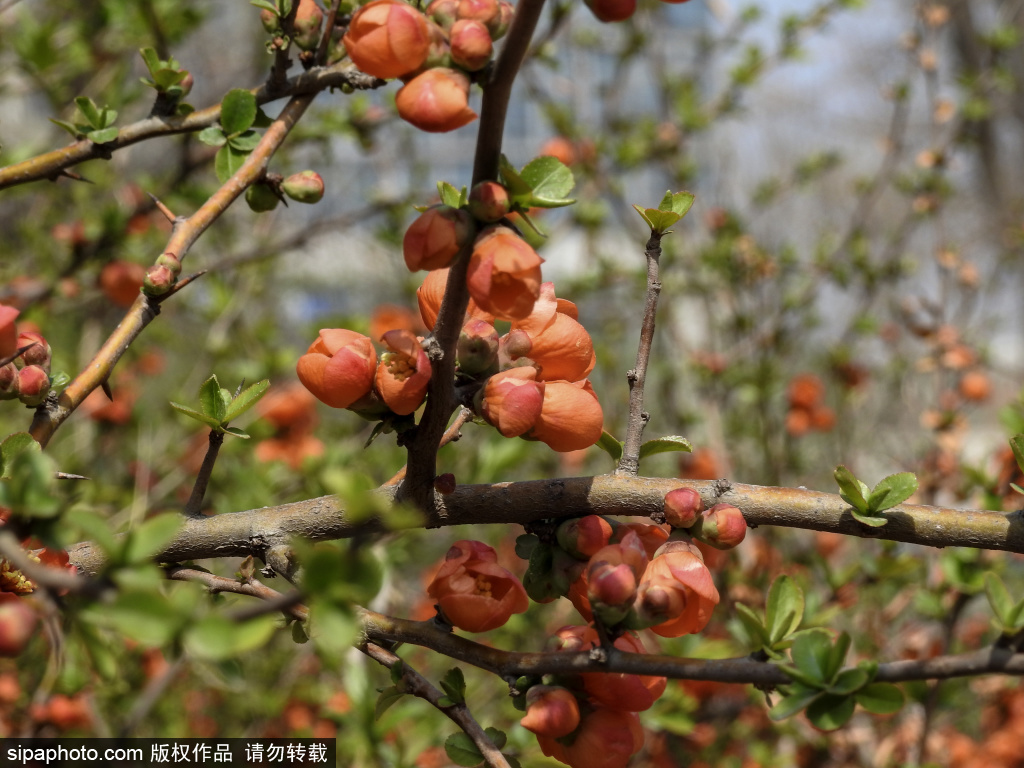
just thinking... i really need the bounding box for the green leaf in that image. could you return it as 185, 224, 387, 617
122, 513, 181, 564
74, 96, 101, 127
199, 375, 229, 423
638, 435, 692, 459
139, 47, 161, 74
440, 667, 467, 705
437, 181, 465, 208
849, 509, 889, 528
1010, 434, 1024, 475
519, 156, 576, 208
484, 728, 507, 750
854, 683, 904, 715
765, 575, 804, 644
806, 693, 855, 730
632, 204, 681, 233
97, 106, 117, 128
734, 602, 771, 647
0, 432, 41, 479
222, 427, 251, 439
834, 465, 868, 513
768, 683, 821, 721
87, 590, 183, 647
198, 126, 227, 147
657, 190, 695, 217
183, 614, 278, 661
214, 144, 249, 184
224, 379, 271, 422
374, 686, 405, 719
220, 88, 257, 135
389, 659, 404, 684
985, 572, 1016, 628
291, 621, 309, 644
497, 154, 533, 201
828, 667, 869, 696
790, 628, 833, 685
444, 733, 484, 768
252, 106, 273, 128
87, 126, 119, 144
227, 129, 262, 152
867, 472, 918, 513
596, 430, 624, 462
169, 402, 222, 428
250, 0, 279, 11
49, 119, 84, 139
824, 631, 851, 684
514, 533, 539, 559
66, 509, 119, 556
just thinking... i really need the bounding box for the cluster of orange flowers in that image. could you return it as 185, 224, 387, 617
420, 489, 746, 768
342, 0, 513, 133
0, 305, 53, 408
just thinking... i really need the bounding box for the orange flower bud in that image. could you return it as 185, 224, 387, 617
457, 318, 499, 374
511, 284, 595, 382
959, 370, 992, 402
555, 515, 615, 560
584, 0, 636, 22
520, 686, 580, 738
375, 329, 431, 415
693, 503, 747, 550
281, 171, 325, 204
467, 226, 543, 321
426, 0, 460, 30
788, 373, 824, 410
343, 0, 431, 79
450, 19, 492, 71
426, 540, 529, 632
296, 329, 377, 409
664, 487, 702, 529
488, 0, 514, 38
403, 205, 475, 272
468, 181, 510, 223
17, 365, 50, 406
539, 136, 577, 166
635, 543, 719, 638
457, 0, 499, 23
0, 363, 19, 400
396, 68, 477, 133
615, 522, 669, 558
527, 380, 603, 452
480, 367, 544, 437
16, 332, 50, 372
293, 0, 324, 51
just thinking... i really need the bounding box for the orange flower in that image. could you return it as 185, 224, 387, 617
520, 686, 580, 738
403, 205, 475, 272
694, 503, 747, 550
614, 522, 669, 560
416, 268, 495, 330
0, 305, 18, 359
396, 68, 477, 133
635, 541, 719, 638
296, 329, 377, 409
375, 329, 431, 415
527, 380, 603, 452
787, 373, 824, 410
536, 706, 645, 768
426, 540, 528, 632
98, 261, 145, 308
342, 0, 431, 79
258, 382, 319, 435
467, 226, 543, 321
479, 367, 545, 437
511, 283, 595, 382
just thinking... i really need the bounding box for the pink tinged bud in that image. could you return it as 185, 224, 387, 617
584, 0, 637, 22
457, 0, 499, 24
17, 365, 50, 406
0, 363, 20, 400
587, 562, 637, 624
694, 503, 747, 550
395, 68, 477, 133
156, 252, 182, 276
0, 597, 38, 658
293, 0, 325, 51
375, 329, 432, 415
260, 8, 280, 33
296, 329, 377, 409
480, 367, 545, 437
555, 515, 615, 560
282, 171, 325, 204
450, 19, 493, 71
468, 181, 510, 223
487, 0, 514, 38
664, 487, 702, 529
16, 332, 50, 372
343, 0, 431, 80
499, 328, 532, 365
521, 686, 580, 738
0, 305, 19, 359
143, 265, 176, 296
467, 226, 543, 321
403, 205, 475, 272
426, 0, 460, 30
457, 318, 499, 375
178, 72, 194, 98
640, 547, 720, 638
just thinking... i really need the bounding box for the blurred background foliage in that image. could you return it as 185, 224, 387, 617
4, 0, 1024, 765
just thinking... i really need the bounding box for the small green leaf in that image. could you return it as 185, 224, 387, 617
198, 126, 227, 147
790, 628, 833, 685
497, 154, 533, 201
849, 509, 889, 528
222, 427, 251, 439
250, 0, 279, 12
867, 472, 918, 513
170, 402, 222, 428
224, 379, 271, 422
444, 733, 484, 768
375, 686, 405, 719
291, 621, 309, 644
139, 47, 161, 74
518, 156, 576, 208
122, 513, 181, 564
74, 96, 102, 128
440, 667, 467, 705
227, 129, 262, 152
854, 683, 904, 715
632, 204, 681, 233
483, 728, 507, 750
768, 684, 821, 721
985, 572, 1015, 628
734, 602, 771, 647
49, 119, 84, 139
437, 181, 465, 208
199, 376, 229, 423
824, 632, 851, 684
87, 127, 119, 144
765, 575, 804, 644
834, 465, 868, 513
0, 432, 41, 479
806, 693, 855, 730
657, 190, 695, 217
829, 667, 869, 696
638, 435, 692, 459
390, 659, 405, 684
215, 144, 249, 184
97, 106, 118, 128
252, 106, 274, 128
596, 430, 624, 462
1010, 434, 1024, 475
514, 533, 539, 559
220, 88, 258, 135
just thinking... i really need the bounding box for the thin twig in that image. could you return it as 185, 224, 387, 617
183, 430, 224, 518
617, 230, 663, 476
166, 566, 308, 622
361, 642, 512, 768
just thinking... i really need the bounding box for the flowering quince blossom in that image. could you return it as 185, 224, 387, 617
535, 704, 645, 768
511, 283, 595, 382
467, 226, 544, 321
479, 367, 545, 437
375, 329, 432, 415
636, 539, 720, 638
555, 514, 615, 559
296, 329, 377, 409
520, 686, 580, 738
342, 0, 431, 80
403, 205, 475, 272
526, 379, 603, 452
0, 305, 18, 359
426, 540, 528, 632
417, 267, 495, 330
396, 68, 478, 133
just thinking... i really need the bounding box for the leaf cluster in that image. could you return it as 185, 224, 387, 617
50, 97, 119, 144
833, 465, 918, 527
170, 374, 270, 438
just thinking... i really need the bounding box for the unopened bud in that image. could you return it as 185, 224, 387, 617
457, 319, 499, 375
0, 363, 20, 400
664, 487, 702, 529
177, 72, 194, 98
156, 253, 182, 276
426, 0, 460, 30
282, 171, 325, 204
450, 19, 492, 72
260, 8, 280, 33
143, 265, 176, 296
0, 599, 38, 658
16, 332, 50, 373
17, 365, 50, 406
521, 686, 580, 738
468, 181, 510, 223
499, 328, 532, 364
692, 503, 747, 550
555, 515, 615, 560
294, 0, 325, 51
488, 0, 513, 38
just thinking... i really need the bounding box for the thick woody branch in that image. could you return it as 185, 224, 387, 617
361, 643, 512, 768
69, 475, 1024, 574
29, 94, 316, 448
361, 609, 1024, 686
0, 64, 382, 190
